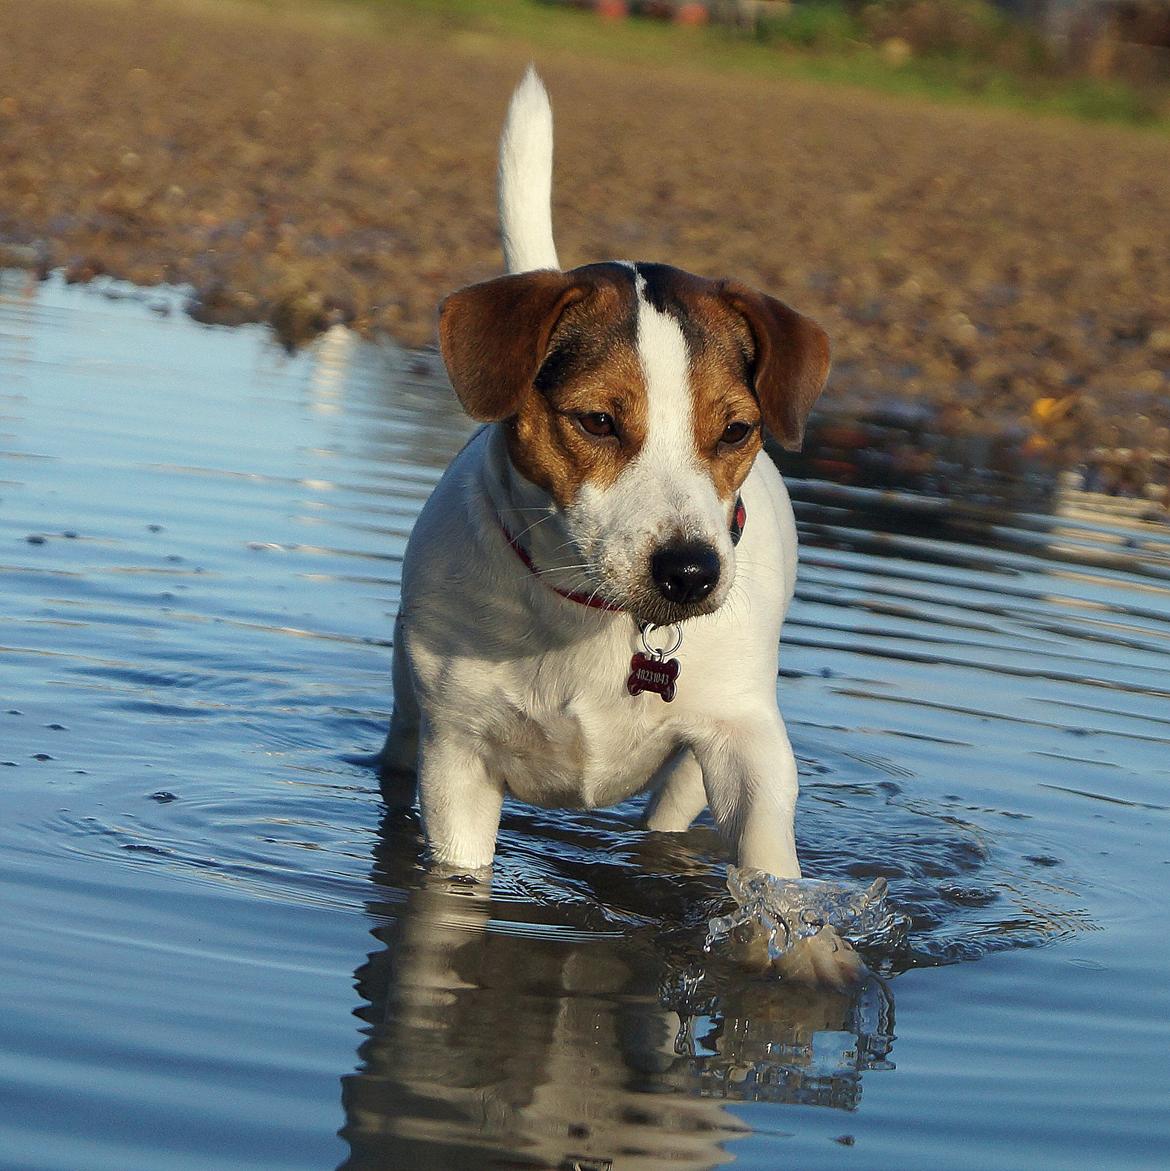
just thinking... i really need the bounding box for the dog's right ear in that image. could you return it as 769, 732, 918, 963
438, 270, 585, 422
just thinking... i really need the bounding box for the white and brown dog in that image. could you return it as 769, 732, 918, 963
379, 70, 857, 981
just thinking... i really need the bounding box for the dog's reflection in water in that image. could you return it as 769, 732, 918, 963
339, 818, 895, 1171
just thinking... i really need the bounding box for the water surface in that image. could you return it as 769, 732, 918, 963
2, 272, 1168, 1170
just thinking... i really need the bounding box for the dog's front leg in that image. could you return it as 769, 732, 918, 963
694, 713, 866, 989
417, 720, 505, 873
691, 711, 801, 877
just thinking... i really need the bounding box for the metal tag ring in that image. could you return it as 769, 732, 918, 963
640, 622, 683, 659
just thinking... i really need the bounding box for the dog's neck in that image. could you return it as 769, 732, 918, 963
481, 425, 609, 605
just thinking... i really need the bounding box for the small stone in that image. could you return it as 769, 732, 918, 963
880, 37, 912, 67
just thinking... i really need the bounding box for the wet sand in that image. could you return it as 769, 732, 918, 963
1, 0, 1168, 473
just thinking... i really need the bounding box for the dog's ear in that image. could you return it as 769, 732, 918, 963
719, 282, 831, 451
439, 270, 585, 422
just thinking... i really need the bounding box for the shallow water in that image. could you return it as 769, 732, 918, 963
2, 271, 1168, 1170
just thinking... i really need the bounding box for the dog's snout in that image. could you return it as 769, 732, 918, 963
651, 542, 720, 605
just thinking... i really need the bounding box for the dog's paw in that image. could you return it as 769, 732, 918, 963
771, 925, 867, 991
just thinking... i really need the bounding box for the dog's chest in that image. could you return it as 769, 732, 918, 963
476, 658, 678, 809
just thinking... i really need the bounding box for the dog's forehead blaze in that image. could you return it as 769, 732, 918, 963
505, 266, 649, 508
634, 264, 763, 500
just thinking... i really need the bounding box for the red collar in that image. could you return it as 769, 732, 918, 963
498, 517, 624, 611
498, 496, 746, 612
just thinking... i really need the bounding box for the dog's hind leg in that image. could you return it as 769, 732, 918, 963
377, 614, 420, 810
642, 747, 708, 833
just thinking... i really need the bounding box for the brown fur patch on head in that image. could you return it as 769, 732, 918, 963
506, 264, 647, 508
718, 281, 831, 451
689, 323, 766, 500
439, 268, 584, 422
632, 262, 830, 463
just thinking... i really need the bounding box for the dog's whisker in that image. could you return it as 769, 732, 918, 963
532, 561, 591, 572
510, 513, 559, 544
721, 581, 752, 625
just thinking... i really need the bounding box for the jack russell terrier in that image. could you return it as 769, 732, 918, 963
379, 70, 860, 983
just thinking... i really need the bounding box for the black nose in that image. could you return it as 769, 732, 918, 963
651, 543, 721, 605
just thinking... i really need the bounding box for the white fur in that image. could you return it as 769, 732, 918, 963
498, 65, 560, 274
380, 72, 806, 883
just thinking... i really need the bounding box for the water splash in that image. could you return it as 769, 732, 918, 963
706, 867, 911, 967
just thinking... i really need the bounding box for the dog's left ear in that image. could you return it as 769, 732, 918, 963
719, 282, 831, 451
439, 270, 585, 422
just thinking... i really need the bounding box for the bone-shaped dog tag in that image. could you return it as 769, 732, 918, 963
627, 623, 683, 703
627, 652, 680, 702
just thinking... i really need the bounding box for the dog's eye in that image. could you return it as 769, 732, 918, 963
720, 421, 753, 447
577, 412, 617, 439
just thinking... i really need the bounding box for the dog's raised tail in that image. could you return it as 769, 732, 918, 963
498, 66, 560, 274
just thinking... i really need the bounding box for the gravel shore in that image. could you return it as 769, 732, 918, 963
2, 0, 1168, 478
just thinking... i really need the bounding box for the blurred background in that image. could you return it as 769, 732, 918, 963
4, 7, 1170, 1170
1, 0, 1168, 500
